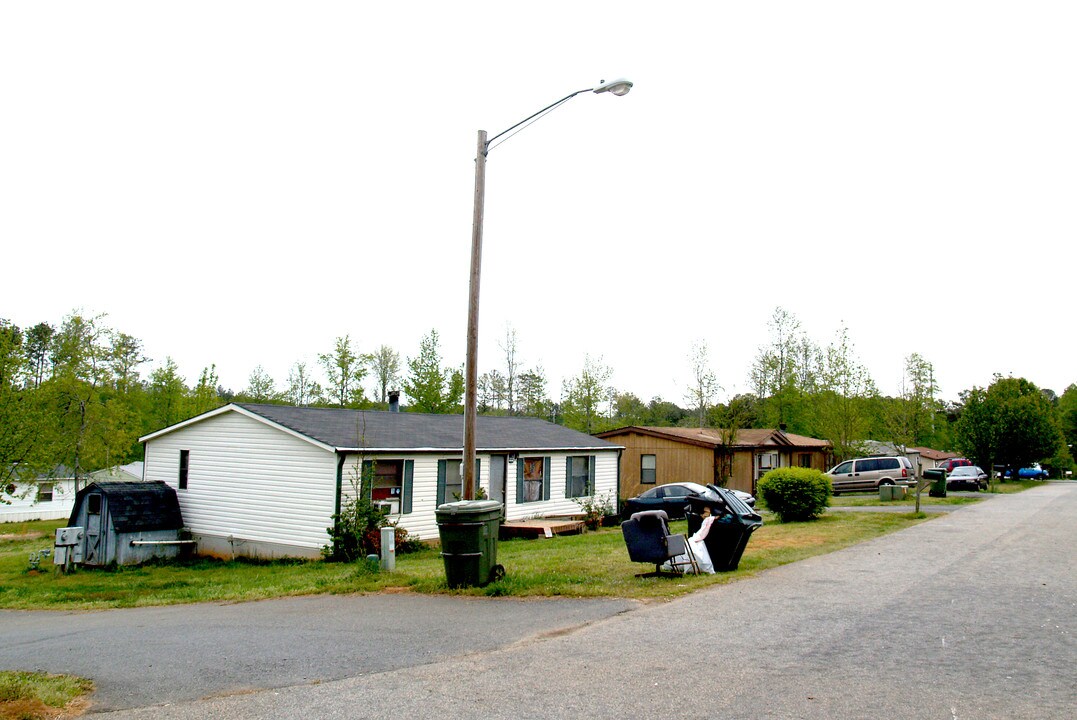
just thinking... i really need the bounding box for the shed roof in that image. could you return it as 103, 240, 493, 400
143, 403, 621, 453
595, 426, 831, 450
69, 481, 183, 532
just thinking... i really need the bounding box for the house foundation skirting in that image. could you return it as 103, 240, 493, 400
193, 532, 323, 561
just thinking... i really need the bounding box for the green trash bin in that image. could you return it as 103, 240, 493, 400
924, 467, 947, 498
435, 500, 505, 588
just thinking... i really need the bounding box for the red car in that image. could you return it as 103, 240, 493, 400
937, 458, 972, 473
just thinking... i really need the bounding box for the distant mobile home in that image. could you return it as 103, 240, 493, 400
595, 426, 832, 498
140, 403, 623, 559
1, 468, 77, 523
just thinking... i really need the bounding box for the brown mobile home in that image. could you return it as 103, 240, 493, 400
595, 426, 832, 499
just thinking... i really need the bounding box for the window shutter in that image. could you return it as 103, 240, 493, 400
437, 459, 447, 507
516, 458, 524, 504
588, 455, 596, 495
543, 456, 551, 501
565, 457, 572, 497
474, 458, 481, 497
402, 460, 414, 514
361, 460, 374, 501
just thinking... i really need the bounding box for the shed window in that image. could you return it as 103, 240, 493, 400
641, 454, 657, 484
798, 453, 812, 468
87, 494, 102, 515
179, 450, 189, 490
37, 483, 54, 502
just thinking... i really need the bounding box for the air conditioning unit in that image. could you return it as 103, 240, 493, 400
375, 500, 400, 515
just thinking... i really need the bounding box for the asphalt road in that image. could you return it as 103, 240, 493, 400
3, 483, 1074, 719
0, 594, 637, 713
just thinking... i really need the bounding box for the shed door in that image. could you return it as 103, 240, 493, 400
84, 493, 106, 565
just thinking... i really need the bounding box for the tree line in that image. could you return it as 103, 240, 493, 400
3, 307, 1073, 491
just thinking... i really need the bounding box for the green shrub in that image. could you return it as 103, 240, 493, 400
758, 467, 831, 522
574, 491, 615, 530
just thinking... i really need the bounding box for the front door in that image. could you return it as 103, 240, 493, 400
488, 455, 507, 511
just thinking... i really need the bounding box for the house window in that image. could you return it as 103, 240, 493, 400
566, 456, 592, 498
179, 450, 189, 490
37, 483, 54, 502
640, 454, 657, 484
361, 459, 413, 514
522, 457, 545, 503
439, 460, 463, 506
437, 459, 482, 506
371, 460, 404, 512
798, 453, 812, 468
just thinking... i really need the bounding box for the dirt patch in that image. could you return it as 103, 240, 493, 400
0, 695, 90, 720
0, 532, 45, 543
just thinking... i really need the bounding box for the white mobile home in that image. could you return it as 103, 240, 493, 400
1, 468, 77, 524
141, 403, 623, 559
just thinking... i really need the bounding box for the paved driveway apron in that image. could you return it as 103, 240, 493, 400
5, 484, 1076, 719
0, 594, 637, 713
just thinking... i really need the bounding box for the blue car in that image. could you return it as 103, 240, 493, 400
1003, 464, 1049, 480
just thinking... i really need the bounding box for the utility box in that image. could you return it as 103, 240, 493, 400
55, 526, 84, 546
54, 527, 84, 566
879, 485, 907, 501
379, 526, 396, 571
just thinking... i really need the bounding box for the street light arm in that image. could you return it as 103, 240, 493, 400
485, 87, 596, 152
461, 77, 631, 502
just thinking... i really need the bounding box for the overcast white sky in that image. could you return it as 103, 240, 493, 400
2, 1, 1074, 407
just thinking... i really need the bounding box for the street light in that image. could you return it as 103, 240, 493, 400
462, 78, 633, 500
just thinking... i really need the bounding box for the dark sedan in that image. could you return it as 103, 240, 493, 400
947, 465, 988, 490
623, 482, 755, 520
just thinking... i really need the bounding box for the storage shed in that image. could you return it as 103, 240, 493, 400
66, 480, 186, 566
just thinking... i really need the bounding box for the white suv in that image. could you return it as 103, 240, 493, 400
826, 456, 916, 494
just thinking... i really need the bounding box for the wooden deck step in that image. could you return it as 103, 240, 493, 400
499, 517, 585, 539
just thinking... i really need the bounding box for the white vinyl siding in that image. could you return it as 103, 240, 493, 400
144, 411, 338, 551
341, 454, 489, 542
502, 451, 618, 522
141, 405, 623, 554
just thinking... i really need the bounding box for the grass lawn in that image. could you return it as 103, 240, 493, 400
2, 509, 935, 610
0, 670, 93, 720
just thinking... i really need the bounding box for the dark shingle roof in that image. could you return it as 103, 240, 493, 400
236, 403, 620, 452
69, 481, 183, 532
596, 425, 831, 449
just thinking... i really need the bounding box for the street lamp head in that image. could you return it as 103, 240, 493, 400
593, 78, 633, 96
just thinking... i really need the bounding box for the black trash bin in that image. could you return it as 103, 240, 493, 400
435, 500, 505, 588
925, 467, 947, 497
686, 487, 764, 571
